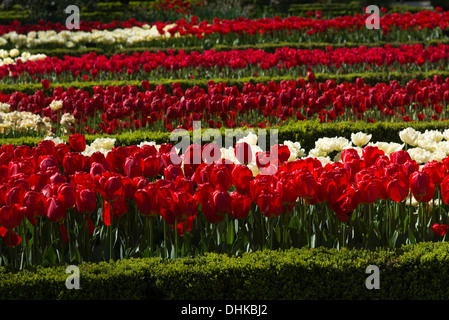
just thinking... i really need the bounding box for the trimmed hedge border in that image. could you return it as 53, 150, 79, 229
26, 39, 449, 57
1, 241, 449, 300
5, 120, 449, 154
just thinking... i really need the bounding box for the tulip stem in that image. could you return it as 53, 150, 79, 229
175, 217, 178, 258
109, 201, 114, 261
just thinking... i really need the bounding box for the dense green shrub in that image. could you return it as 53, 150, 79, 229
4, 120, 449, 154
26, 39, 449, 58
1, 241, 449, 300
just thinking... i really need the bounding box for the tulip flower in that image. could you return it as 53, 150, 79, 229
75, 187, 97, 214
68, 133, 86, 152
46, 197, 66, 223
230, 191, 251, 220
431, 223, 449, 237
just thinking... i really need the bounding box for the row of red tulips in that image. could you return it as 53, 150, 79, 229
3, 74, 449, 137
1, 133, 449, 268
3, 9, 447, 37
3, 44, 449, 83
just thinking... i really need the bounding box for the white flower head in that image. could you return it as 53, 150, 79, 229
351, 132, 372, 147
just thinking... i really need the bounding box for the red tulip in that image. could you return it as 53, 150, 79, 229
134, 186, 159, 217
386, 173, 409, 203
75, 187, 97, 214
169, 190, 198, 221
431, 223, 449, 237
46, 197, 66, 223
0, 227, 21, 247
231, 164, 253, 194
24, 191, 47, 219
68, 133, 86, 152
210, 188, 232, 215
422, 161, 446, 186
0, 203, 25, 229
143, 155, 160, 177
210, 164, 233, 190
256, 191, 283, 218
270, 144, 290, 164
230, 191, 251, 219
57, 183, 76, 209
102, 196, 128, 226
389, 150, 411, 165
124, 156, 143, 178
41, 79, 50, 90
409, 171, 432, 200
62, 152, 87, 175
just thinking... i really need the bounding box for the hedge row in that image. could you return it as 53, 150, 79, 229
5, 120, 449, 153
3, 70, 449, 96
2, 241, 449, 300
26, 39, 449, 58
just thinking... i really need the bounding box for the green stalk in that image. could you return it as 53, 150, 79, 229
109, 201, 114, 261
175, 217, 178, 258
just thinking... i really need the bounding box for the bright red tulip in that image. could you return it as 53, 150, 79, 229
431, 223, 449, 236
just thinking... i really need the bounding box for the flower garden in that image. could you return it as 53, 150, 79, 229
3, 0, 449, 300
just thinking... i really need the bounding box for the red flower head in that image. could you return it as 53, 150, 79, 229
0, 203, 25, 229
231, 164, 253, 194
41, 79, 50, 90
230, 191, 252, 220
409, 171, 434, 202
46, 197, 66, 223
68, 133, 86, 152
75, 186, 97, 214
431, 223, 448, 236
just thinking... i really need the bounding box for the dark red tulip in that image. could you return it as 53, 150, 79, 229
57, 183, 76, 209
41, 79, 50, 90
169, 190, 198, 221
124, 156, 143, 178
75, 187, 97, 214
46, 197, 66, 223
0, 203, 25, 229
143, 155, 160, 178
210, 188, 232, 215
68, 133, 86, 152
230, 191, 251, 219
24, 190, 47, 219
134, 186, 159, 217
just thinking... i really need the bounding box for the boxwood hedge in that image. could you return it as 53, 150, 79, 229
1, 241, 449, 300
6, 120, 449, 155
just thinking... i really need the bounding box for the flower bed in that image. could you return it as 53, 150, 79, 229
2, 5, 449, 282
1, 128, 449, 269
3, 44, 449, 84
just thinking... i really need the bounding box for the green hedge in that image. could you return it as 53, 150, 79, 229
27, 39, 449, 58
5, 120, 449, 154
2, 241, 449, 300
